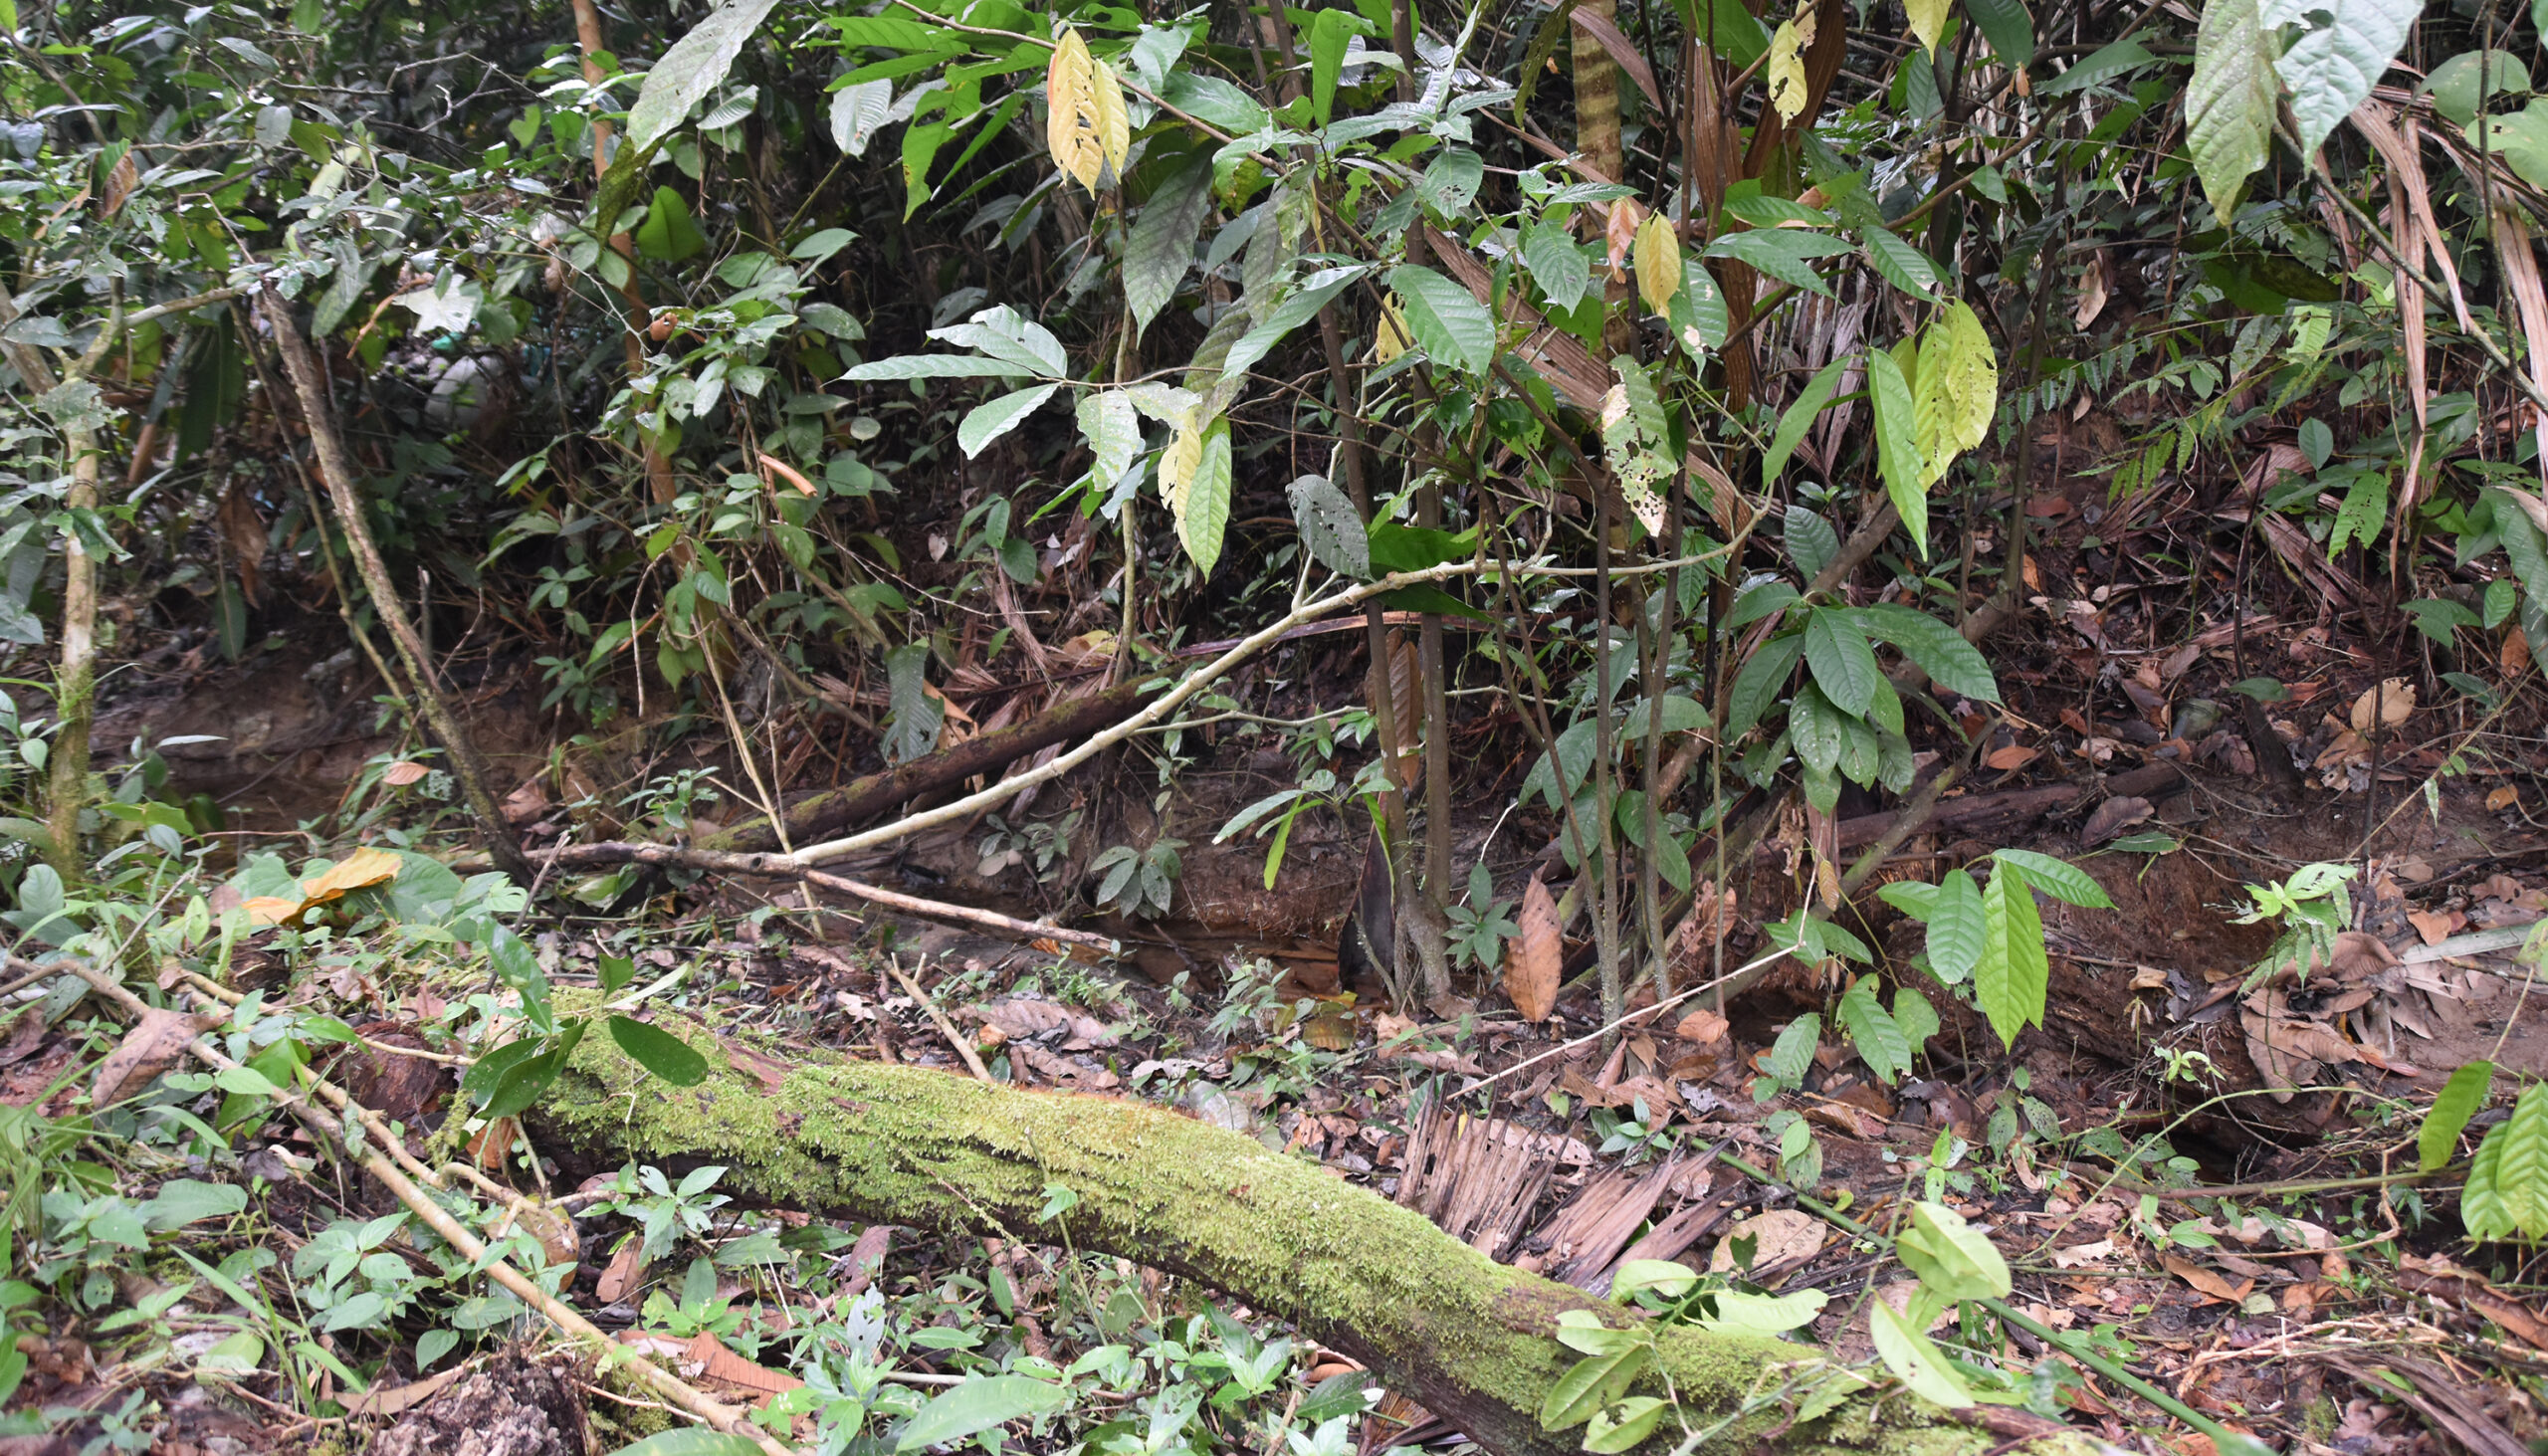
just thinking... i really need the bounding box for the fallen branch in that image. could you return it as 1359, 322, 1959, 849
1830, 759, 2190, 850
523, 842, 1117, 949
40, 956, 787, 1456
528, 999, 2100, 1456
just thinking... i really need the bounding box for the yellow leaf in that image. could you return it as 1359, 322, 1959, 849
1158, 408, 1206, 502
1373, 295, 1412, 363
1767, 20, 1811, 120
240, 896, 305, 929
1045, 29, 1129, 192
1905, 0, 1950, 52
1633, 213, 1681, 313
1911, 302, 1996, 485
301, 846, 405, 906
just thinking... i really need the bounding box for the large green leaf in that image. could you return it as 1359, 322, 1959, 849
1869, 1299, 1974, 1408
1895, 1201, 2011, 1300
1310, 7, 1367, 124
1974, 865, 2049, 1048
1125, 156, 1216, 340
1862, 226, 1941, 299
627, 0, 784, 152
606, 1016, 711, 1087
1838, 975, 1913, 1084
844, 354, 1038, 381
2489, 1084, 2548, 1238
1387, 264, 1497, 376
1858, 603, 2000, 701
1703, 229, 1853, 297
956, 383, 1062, 459
1965, 0, 2034, 67
2277, 0, 2425, 160
1765, 356, 1850, 487
1724, 633, 1805, 740
1805, 606, 1882, 718
1173, 416, 1232, 573
896, 1374, 1070, 1452
2421, 1060, 2494, 1171
1993, 848, 2112, 908
2186, 0, 2278, 225
1864, 346, 1929, 555
1076, 390, 1143, 489
1288, 474, 1369, 577
1926, 869, 1987, 984
1522, 222, 1593, 313
634, 187, 708, 262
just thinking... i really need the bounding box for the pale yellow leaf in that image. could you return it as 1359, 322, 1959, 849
1905, 0, 1950, 52
1633, 212, 1681, 313
1045, 29, 1128, 192
1767, 20, 1811, 120
1373, 295, 1412, 363
1911, 301, 1996, 486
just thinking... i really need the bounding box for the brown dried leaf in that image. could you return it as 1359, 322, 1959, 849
340, 1364, 468, 1418
969, 998, 1117, 1050
2162, 1253, 2252, 1305
1674, 1006, 1729, 1045
220, 481, 266, 607
2407, 910, 2460, 946
91, 1006, 216, 1107
1504, 875, 1561, 1022
1985, 744, 2040, 770
381, 761, 429, 786
685, 1331, 802, 1397
2080, 795, 2152, 848
1709, 1209, 1825, 1272
2350, 678, 2417, 733
595, 1241, 648, 1305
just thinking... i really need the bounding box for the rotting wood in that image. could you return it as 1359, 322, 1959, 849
529, 1004, 2103, 1456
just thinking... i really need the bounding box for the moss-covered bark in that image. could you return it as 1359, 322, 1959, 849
528, 1009, 2091, 1456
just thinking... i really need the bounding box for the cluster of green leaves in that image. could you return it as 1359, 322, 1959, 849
1880, 851, 2113, 1049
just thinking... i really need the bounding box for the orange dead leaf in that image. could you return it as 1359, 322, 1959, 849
2162, 1253, 2252, 1305
2488, 785, 2520, 812
381, 761, 429, 786
1985, 744, 2040, 771
301, 846, 404, 906
1504, 876, 1562, 1023
1674, 1006, 1730, 1044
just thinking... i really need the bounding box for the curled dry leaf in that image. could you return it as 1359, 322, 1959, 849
1504, 875, 1561, 1023
1674, 1006, 1730, 1045
92, 1006, 219, 1107
2350, 678, 2416, 733
380, 760, 429, 786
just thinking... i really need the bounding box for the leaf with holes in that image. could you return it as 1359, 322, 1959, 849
1288, 475, 1369, 578
1913, 302, 1997, 486
1767, 19, 1811, 117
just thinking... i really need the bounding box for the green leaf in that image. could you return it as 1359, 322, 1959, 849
607, 1016, 711, 1087
2422, 1060, 2494, 1171
2480, 1084, 2548, 1238
1975, 863, 2049, 1048
1693, 1288, 1827, 1335
1790, 683, 1845, 774
606, 1430, 768, 1456
1523, 222, 1593, 313
844, 354, 1038, 381
1805, 607, 1883, 718
1765, 356, 1851, 487
2423, 50, 2532, 126
1310, 7, 1366, 124
1726, 634, 1805, 743
1583, 1397, 1669, 1453
1896, 1201, 2012, 1300
1838, 976, 1913, 1084
1965, 0, 2034, 67
897, 1374, 1070, 1452
1993, 848, 2112, 908
1787, 509, 1840, 578
1076, 390, 1143, 489
2186, 0, 2278, 226
1865, 345, 1930, 556
1125, 156, 1216, 340
1766, 1012, 1821, 1084
627, 0, 784, 152
956, 383, 1062, 460
1611, 1259, 1701, 1299
1869, 1299, 1974, 1408
634, 186, 708, 262
1173, 417, 1233, 573
1703, 229, 1853, 297
1387, 264, 1498, 376
1858, 603, 2000, 701
2464, 1102, 2518, 1240
884, 640, 944, 763
2277, 0, 2425, 160
1538, 1345, 1651, 1430
1289, 475, 1369, 577
1926, 869, 1987, 984
1862, 226, 1941, 299
1891, 986, 1941, 1052
1223, 266, 1370, 383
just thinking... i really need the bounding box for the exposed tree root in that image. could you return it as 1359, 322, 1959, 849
528, 1007, 2098, 1456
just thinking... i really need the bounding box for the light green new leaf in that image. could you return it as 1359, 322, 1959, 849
1805, 606, 1883, 717
1926, 869, 1988, 984
1174, 417, 1233, 573
896, 1374, 1070, 1452
2186, 0, 2278, 226
1077, 390, 1143, 489
1583, 1397, 1669, 1454
1896, 1201, 2012, 1300
1864, 346, 1930, 556
1125, 156, 1217, 340
956, 383, 1062, 459
2463, 1102, 2517, 1240
2483, 1084, 2548, 1238
627, 0, 784, 152
1387, 264, 1498, 376
1975, 862, 2049, 1048
1695, 1288, 1827, 1335
1869, 1299, 1974, 1408
2277, 0, 2426, 160
1912, 302, 1997, 486
2421, 1060, 2493, 1171
1838, 976, 1914, 1085
1765, 356, 1851, 487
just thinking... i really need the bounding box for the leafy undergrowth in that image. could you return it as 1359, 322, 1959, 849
5, 824, 2548, 1456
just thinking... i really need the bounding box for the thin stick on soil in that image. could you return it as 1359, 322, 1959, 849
890, 958, 994, 1082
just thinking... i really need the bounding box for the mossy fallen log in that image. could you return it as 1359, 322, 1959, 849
528, 1013, 2093, 1456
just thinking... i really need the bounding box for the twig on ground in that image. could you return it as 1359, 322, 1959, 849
890, 958, 994, 1082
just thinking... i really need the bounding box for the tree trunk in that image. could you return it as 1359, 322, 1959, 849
44, 422, 98, 877
528, 1016, 2094, 1456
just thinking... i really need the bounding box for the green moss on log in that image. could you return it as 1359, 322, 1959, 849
526, 1001, 2095, 1456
